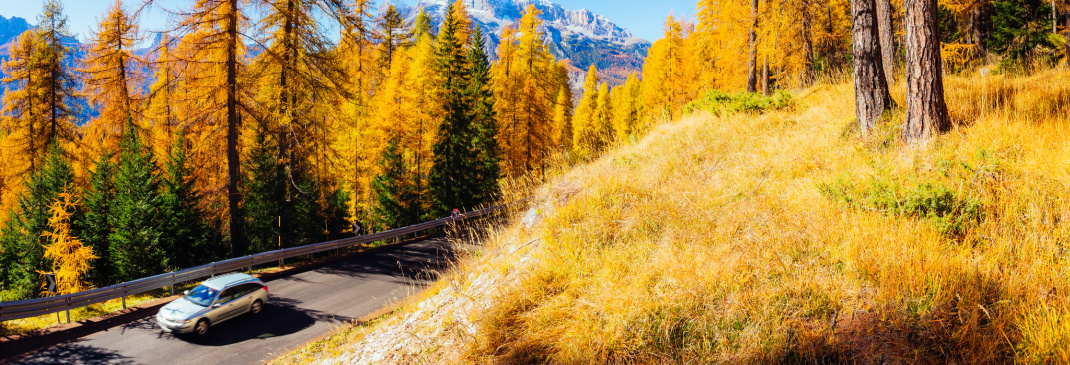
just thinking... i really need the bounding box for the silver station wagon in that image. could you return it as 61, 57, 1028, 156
156, 272, 269, 336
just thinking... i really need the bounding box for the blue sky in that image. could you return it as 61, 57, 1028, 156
1, 0, 696, 42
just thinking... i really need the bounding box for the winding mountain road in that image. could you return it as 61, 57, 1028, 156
7, 238, 464, 365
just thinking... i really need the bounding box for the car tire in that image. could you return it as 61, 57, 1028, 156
194, 319, 210, 336
250, 300, 263, 315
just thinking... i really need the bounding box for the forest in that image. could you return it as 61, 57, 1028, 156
0, 0, 1065, 304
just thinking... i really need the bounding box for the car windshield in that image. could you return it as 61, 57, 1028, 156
184, 285, 219, 307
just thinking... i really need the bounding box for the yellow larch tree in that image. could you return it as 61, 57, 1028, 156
173, 0, 253, 254
611, 72, 641, 140
572, 65, 601, 153
40, 191, 97, 295
490, 5, 560, 176
80, 0, 143, 159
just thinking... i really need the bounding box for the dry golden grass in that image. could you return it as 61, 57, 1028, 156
460, 69, 1070, 363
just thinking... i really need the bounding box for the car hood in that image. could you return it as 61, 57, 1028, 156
159, 297, 208, 321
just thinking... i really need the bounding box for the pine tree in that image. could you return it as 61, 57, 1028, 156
160, 133, 222, 269
109, 121, 165, 281
40, 191, 97, 295
429, 2, 479, 216
76, 152, 116, 287
243, 134, 287, 254
468, 26, 501, 207
372, 140, 419, 229
0, 144, 74, 299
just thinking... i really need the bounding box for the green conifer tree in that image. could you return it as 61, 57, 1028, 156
160, 133, 223, 269
0, 143, 73, 299
244, 134, 287, 254
429, 2, 479, 216
372, 140, 418, 229
109, 121, 165, 281
468, 26, 501, 207
77, 152, 116, 287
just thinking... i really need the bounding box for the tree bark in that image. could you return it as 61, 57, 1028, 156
971, 6, 986, 58
1065, 10, 1069, 64
226, 0, 246, 257
852, 0, 895, 134
802, 3, 816, 85
762, 57, 770, 95
746, 0, 759, 93
876, 0, 897, 82
904, 0, 950, 142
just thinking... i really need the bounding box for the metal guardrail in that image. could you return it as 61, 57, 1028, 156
0, 204, 508, 322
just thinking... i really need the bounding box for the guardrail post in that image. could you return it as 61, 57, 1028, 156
121, 294, 126, 310
65, 298, 71, 323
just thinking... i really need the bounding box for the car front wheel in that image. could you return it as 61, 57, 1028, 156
194, 319, 209, 336
250, 300, 263, 315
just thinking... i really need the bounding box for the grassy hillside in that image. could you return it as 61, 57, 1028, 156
281, 69, 1070, 363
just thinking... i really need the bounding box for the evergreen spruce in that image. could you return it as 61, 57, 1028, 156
160, 134, 223, 269
467, 26, 501, 207
243, 133, 327, 253
0, 144, 73, 299
109, 121, 166, 282
372, 140, 419, 229
429, 3, 479, 217
77, 152, 116, 287
244, 134, 287, 254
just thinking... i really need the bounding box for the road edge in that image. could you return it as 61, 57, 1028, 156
0, 233, 446, 362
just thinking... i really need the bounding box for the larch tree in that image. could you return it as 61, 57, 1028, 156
174, 0, 251, 256
374, 4, 413, 66
551, 85, 573, 149
851, 0, 895, 134
81, 0, 143, 158
0, 30, 49, 178
40, 191, 97, 296
573, 65, 601, 153
903, 0, 950, 142
252, 0, 352, 219
594, 83, 613, 145
37, 0, 80, 154
611, 72, 641, 140
746, 0, 760, 92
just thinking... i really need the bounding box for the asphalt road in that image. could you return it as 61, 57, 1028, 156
7, 238, 462, 365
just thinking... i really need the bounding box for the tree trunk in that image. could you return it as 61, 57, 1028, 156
802, 3, 816, 85
852, 0, 895, 134
762, 57, 770, 95
904, 0, 950, 142
877, 0, 897, 82
746, 0, 759, 93
1065, 10, 1069, 64
972, 7, 986, 58
226, 0, 246, 257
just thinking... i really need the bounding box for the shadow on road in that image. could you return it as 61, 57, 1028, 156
173, 296, 350, 347
10, 340, 136, 365
310, 242, 457, 285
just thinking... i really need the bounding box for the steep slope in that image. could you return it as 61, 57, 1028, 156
273, 70, 1070, 363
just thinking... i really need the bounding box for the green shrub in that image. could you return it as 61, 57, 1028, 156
819, 175, 984, 237
684, 90, 794, 116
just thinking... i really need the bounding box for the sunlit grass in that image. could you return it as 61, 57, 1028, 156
458, 69, 1070, 363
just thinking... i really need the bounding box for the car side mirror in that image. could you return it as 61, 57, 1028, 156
212, 302, 222, 308
183, 290, 189, 295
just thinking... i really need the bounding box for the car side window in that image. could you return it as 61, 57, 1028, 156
216, 288, 237, 305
